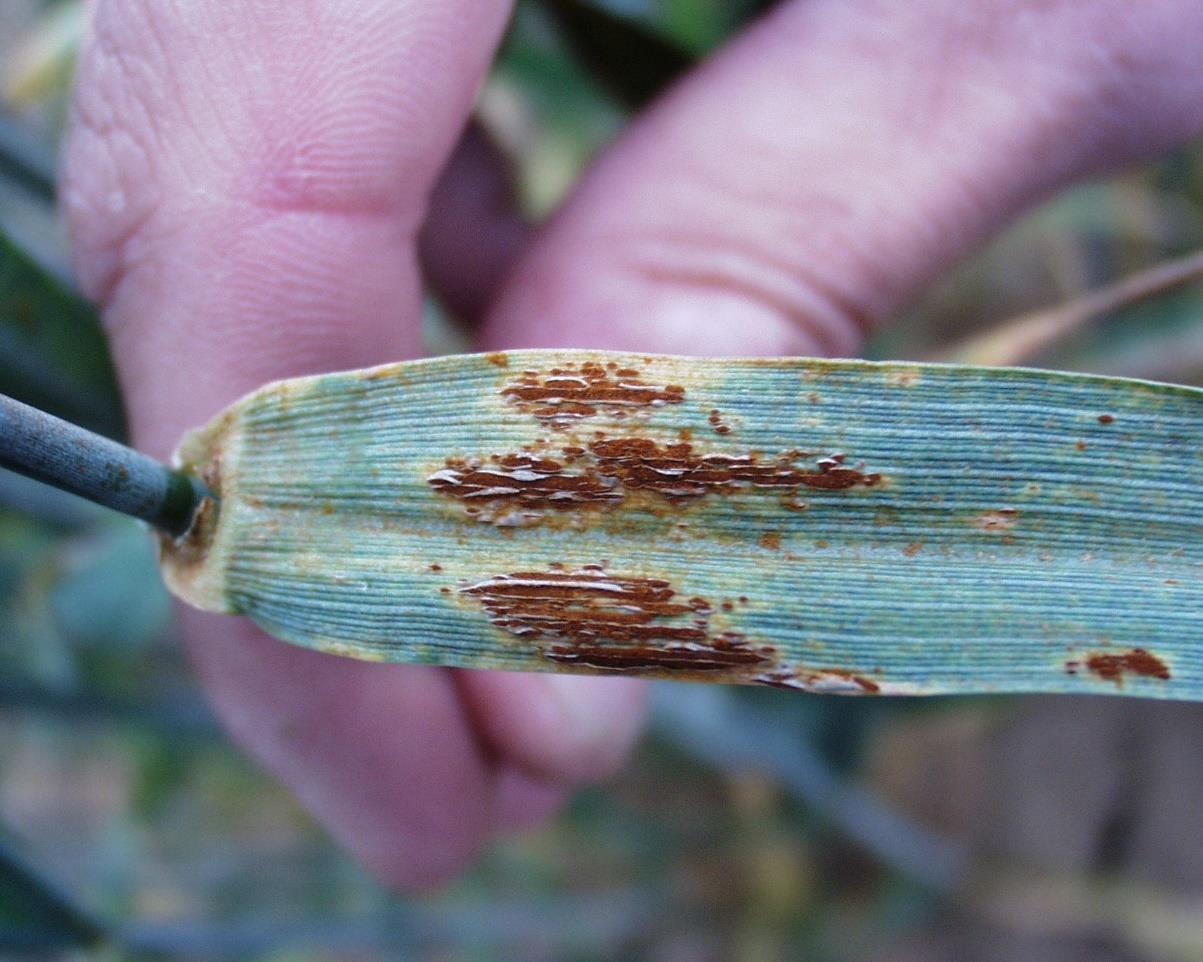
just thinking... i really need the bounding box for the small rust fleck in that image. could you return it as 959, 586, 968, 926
884, 368, 920, 389
756, 667, 881, 694
974, 508, 1018, 533
707, 408, 732, 435
1098, 414, 1115, 425
501, 363, 685, 428
485, 352, 509, 368
461, 567, 774, 676
902, 541, 922, 557
429, 563, 442, 572
1075, 440, 1087, 451
759, 532, 782, 550
1077, 648, 1170, 685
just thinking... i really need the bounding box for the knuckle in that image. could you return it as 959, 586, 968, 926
612, 217, 875, 356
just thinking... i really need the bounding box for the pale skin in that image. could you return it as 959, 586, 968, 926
63, 0, 1203, 888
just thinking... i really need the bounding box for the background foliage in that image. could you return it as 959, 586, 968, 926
1, 1, 1202, 959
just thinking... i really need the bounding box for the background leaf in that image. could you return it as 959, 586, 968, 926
0, 226, 122, 438
0, 831, 105, 952
537, 0, 695, 110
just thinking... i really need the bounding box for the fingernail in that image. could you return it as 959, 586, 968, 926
540, 674, 647, 776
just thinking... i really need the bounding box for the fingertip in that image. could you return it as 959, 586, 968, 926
457, 670, 648, 785
481, 244, 847, 358
494, 767, 567, 832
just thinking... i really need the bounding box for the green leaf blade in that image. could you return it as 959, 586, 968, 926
163, 351, 1203, 700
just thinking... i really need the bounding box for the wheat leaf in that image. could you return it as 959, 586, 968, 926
161, 350, 1203, 699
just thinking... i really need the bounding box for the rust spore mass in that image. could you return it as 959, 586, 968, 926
587, 438, 880, 499
461, 567, 774, 675
501, 363, 685, 428
1070, 648, 1171, 684
707, 408, 732, 434
544, 635, 767, 672
974, 508, 1019, 532
430, 439, 882, 519
1098, 414, 1115, 424
755, 667, 881, 694
428, 454, 622, 511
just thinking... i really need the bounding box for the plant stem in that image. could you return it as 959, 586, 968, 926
0, 392, 208, 535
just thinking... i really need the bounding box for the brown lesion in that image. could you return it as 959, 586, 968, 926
461, 566, 775, 677
501, 362, 685, 428
708, 408, 731, 435
756, 667, 881, 694
1066, 648, 1170, 685
973, 508, 1018, 533
428, 453, 622, 514
460, 565, 883, 692
428, 440, 882, 523
589, 441, 880, 499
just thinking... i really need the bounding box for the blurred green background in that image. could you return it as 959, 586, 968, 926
1, 1, 1202, 959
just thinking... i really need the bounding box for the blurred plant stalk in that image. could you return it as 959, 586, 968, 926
2, 0, 84, 110
938, 248, 1203, 368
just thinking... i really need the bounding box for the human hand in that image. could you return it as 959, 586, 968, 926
63, 0, 1203, 888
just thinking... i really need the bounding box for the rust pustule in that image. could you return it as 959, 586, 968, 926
588, 439, 881, 500
708, 408, 731, 435
428, 454, 622, 515
974, 508, 1018, 532
1097, 414, 1115, 424
756, 667, 881, 694
461, 566, 775, 676
501, 362, 685, 428
429, 439, 883, 523
1068, 648, 1170, 684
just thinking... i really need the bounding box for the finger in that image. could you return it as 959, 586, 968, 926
419, 123, 530, 326
481, 0, 1203, 358
65, 0, 513, 457
63, 0, 514, 888
455, 670, 648, 783
494, 767, 567, 831
185, 612, 493, 887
